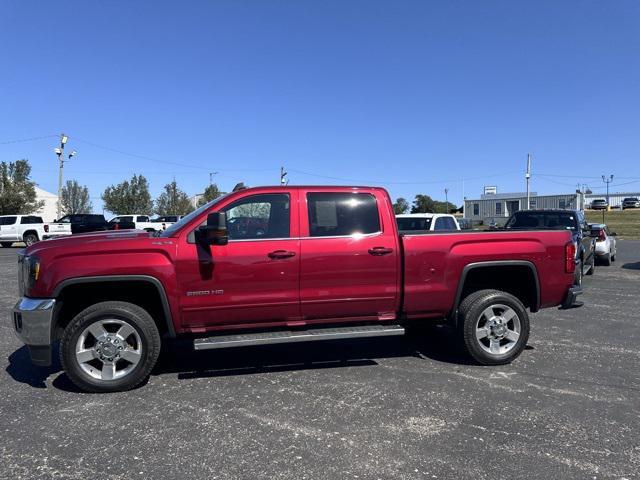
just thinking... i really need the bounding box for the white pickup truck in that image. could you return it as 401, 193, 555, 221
0, 215, 71, 247
108, 215, 159, 232
149, 215, 184, 231
396, 213, 461, 232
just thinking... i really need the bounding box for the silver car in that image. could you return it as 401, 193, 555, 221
590, 223, 617, 266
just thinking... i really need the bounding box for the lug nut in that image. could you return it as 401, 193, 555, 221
118, 346, 123, 350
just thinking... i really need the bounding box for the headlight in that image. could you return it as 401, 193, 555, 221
18, 254, 40, 297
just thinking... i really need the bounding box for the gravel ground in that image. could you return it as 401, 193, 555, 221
1, 242, 639, 479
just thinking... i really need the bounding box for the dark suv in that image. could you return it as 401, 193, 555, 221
55, 214, 109, 234
504, 209, 596, 285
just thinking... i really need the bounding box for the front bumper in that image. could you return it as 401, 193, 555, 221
12, 297, 56, 366
560, 286, 583, 310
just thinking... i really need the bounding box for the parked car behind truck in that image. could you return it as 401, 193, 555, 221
396, 213, 460, 232
13, 186, 581, 392
0, 215, 70, 247
46, 214, 110, 237
504, 209, 596, 286
108, 215, 158, 232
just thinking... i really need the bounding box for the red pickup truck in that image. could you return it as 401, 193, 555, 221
12, 186, 581, 392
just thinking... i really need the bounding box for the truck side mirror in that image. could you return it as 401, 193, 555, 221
196, 212, 228, 246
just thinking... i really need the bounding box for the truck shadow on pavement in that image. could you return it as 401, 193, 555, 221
158, 326, 477, 382
6, 326, 482, 391
622, 262, 640, 270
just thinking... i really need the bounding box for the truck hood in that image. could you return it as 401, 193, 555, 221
25, 229, 156, 256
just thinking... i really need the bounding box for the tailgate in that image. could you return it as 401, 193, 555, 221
46, 223, 71, 233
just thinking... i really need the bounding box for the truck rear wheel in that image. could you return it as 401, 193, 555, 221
23, 232, 38, 246
458, 289, 530, 365
60, 301, 161, 393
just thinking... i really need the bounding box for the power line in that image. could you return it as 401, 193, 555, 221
70, 136, 275, 173
288, 168, 521, 185
0, 134, 58, 145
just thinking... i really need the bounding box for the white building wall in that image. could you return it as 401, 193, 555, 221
33, 186, 58, 222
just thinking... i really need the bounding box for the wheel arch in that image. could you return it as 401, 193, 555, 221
22, 229, 40, 241
453, 261, 540, 319
52, 275, 176, 339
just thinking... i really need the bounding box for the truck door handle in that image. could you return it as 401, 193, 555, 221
368, 247, 393, 256
268, 250, 296, 259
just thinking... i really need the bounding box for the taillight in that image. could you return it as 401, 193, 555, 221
565, 241, 576, 274
114, 224, 119, 230
597, 230, 606, 242
44, 224, 49, 232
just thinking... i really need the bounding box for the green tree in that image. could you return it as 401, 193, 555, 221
102, 174, 153, 215
155, 180, 194, 215
197, 183, 224, 207
393, 197, 409, 214
0, 159, 44, 215
432, 200, 457, 214
60, 180, 92, 215
411, 194, 436, 213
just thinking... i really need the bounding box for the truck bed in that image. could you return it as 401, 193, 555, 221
400, 229, 574, 318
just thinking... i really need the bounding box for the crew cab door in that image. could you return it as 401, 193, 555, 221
175, 191, 301, 329
299, 189, 400, 322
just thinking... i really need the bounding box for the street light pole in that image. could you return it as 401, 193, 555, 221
444, 188, 449, 213
602, 174, 614, 206
55, 134, 76, 219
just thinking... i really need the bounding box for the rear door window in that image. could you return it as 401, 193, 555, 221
0, 216, 17, 226
307, 192, 380, 237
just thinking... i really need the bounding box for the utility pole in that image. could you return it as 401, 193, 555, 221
209, 171, 218, 186
525, 153, 532, 210
444, 188, 449, 213
280, 166, 288, 185
55, 134, 76, 219
602, 174, 614, 219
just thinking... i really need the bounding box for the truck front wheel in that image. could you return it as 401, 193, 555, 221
458, 289, 530, 365
60, 301, 161, 393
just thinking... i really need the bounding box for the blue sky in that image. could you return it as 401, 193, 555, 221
1, 0, 639, 212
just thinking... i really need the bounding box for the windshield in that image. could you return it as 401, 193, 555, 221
396, 217, 432, 231
159, 193, 231, 237
505, 212, 577, 230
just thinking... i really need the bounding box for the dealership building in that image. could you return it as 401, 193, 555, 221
464, 190, 640, 225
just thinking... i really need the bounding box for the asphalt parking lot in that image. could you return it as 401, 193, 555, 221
1, 243, 639, 480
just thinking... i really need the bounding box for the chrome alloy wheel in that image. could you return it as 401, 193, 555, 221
75, 319, 142, 381
474, 304, 521, 355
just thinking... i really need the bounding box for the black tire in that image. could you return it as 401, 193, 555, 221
458, 289, 530, 366
574, 259, 583, 286
60, 301, 161, 393
601, 253, 611, 266
23, 232, 39, 246
586, 254, 595, 275
0, 242, 12, 248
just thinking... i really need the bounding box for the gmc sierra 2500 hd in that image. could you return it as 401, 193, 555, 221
12, 186, 581, 392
